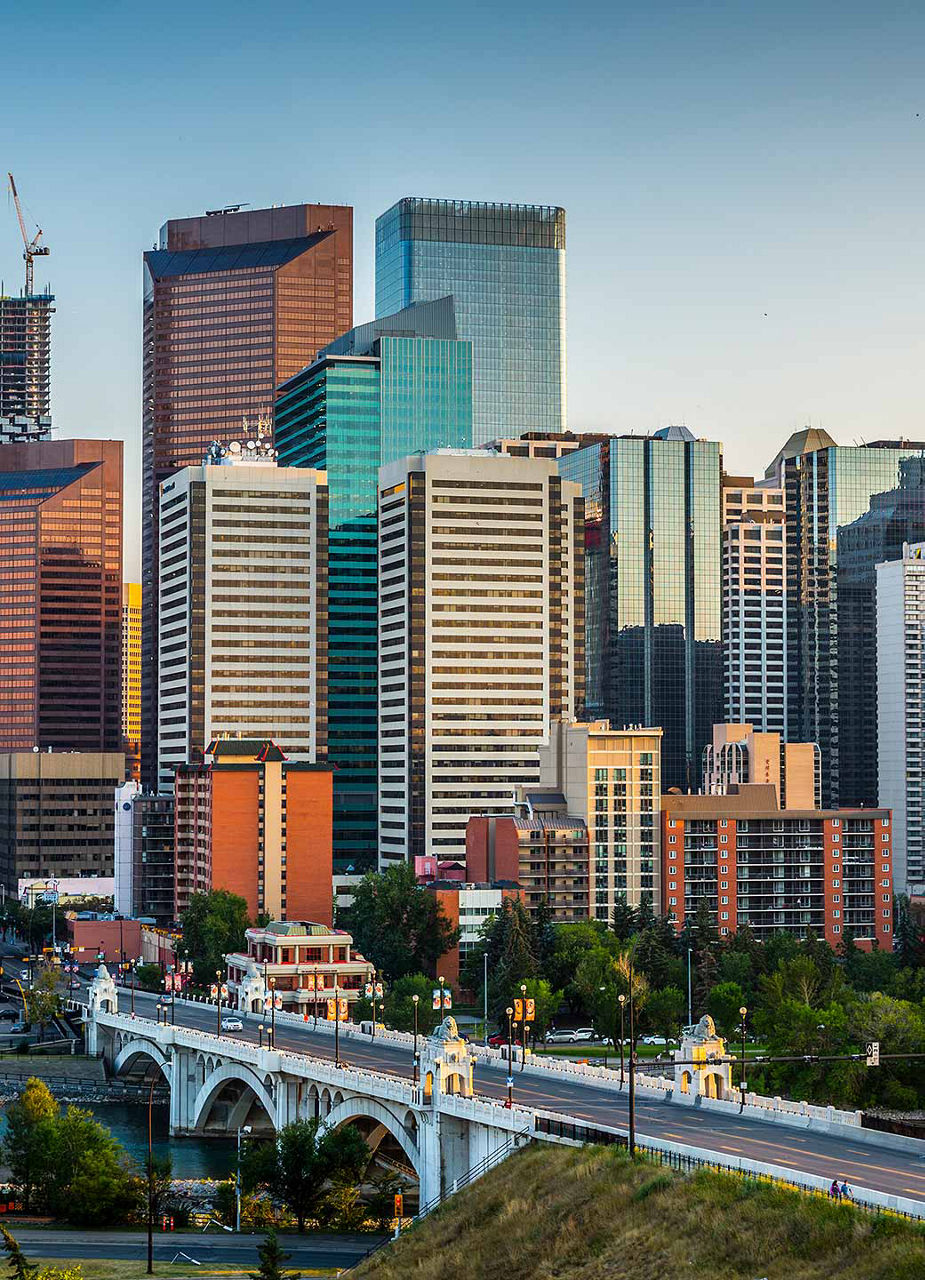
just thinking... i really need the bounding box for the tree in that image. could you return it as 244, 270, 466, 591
250, 1230, 299, 1280
343, 865, 458, 982
135, 964, 163, 993
894, 894, 925, 968
573, 948, 648, 1045
645, 986, 686, 1044
25, 967, 62, 1042
705, 981, 747, 1037
1, 1078, 58, 1210
243, 1120, 369, 1233
1, 1226, 36, 1280
44, 1105, 138, 1226
520, 977, 562, 1040
610, 893, 636, 941
542, 922, 615, 1014
179, 890, 251, 989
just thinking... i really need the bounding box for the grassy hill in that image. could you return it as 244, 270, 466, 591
352, 1144, 925, 1280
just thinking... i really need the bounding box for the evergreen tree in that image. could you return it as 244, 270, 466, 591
1, 1227, 36, 1280
249, 1230, 299, 1280
610, 892, 636, 941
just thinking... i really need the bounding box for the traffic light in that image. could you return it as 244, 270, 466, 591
513, 999, 524, 1022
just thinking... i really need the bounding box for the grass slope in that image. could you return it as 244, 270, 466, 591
353, 1144, 925, 1280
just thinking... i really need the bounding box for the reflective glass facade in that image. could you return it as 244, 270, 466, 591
375, 198, 565, 444
560, 431, 723, 790
782, 442, 925, 807
141, 203, 353, 789
275, 314, 472, 872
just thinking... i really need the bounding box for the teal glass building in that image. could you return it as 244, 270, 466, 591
375, 198, 565, 444
559, 427, 723, 792
274, 299, 472, 872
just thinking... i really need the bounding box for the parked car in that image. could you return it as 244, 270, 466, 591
220, 1017, 244, 1032
571, 1028, 597, 1042
487, 1031, 508, 1047
640, 1035, 670, 1046
544, 1028, 579, 1044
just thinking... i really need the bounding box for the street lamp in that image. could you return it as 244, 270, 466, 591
412, 994, 420, 1087
519, 983, 527, 1073
235, 1124, 252, 1232
312, 966, 319, 1027
627, 952, 637, 1158
618, 994, 626, 1088
687, 948, 693, 1026
258, 1024, 265, 1049
216, 969, 223, 1037
269, 976, 277, 1049
738, 1005, 748, 1113
333, 981, 341, 1068
505, 1006, 514, 1107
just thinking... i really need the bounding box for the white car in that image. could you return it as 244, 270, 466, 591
571, 1027, 598, 1042
221, 1017, 244, 1032
640, 1035, 670, 1046
545, 1029, 578, 1044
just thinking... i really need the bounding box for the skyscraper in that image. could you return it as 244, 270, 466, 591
122, 583, 141, 782
0, 439, 122, 753
877, 542, 925, 897
274, 299, 473, 872
721, 475, 787, 733
559, 427, 723, 791
377, 449, 584, 864
768, 429, 925, 806
142, 201, 353, 787
375, 198, 565, 443
156, 438, 327, 791
0, 290, 54, 442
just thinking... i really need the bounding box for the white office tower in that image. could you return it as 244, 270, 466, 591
377, 449, 584, 865
157, 439, 327, 790
877, 542, 925, 896
721, 475, 787, 733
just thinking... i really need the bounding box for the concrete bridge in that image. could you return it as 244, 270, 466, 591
81, 967, 925, 1218
85, 967, 529, 1207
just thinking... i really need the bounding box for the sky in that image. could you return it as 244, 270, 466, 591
1, 0, 924, 576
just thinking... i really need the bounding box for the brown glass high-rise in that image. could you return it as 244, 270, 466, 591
0, 439, 123, 752
141, 203, 353, 786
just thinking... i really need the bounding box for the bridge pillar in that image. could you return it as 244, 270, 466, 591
417, 1017, 477, 1203
85, 965, 118, 1054
674, 1015, 732, 1104
169, 1046, 198, 1135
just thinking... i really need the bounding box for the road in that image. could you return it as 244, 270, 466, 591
11, 1226, 383, 1270
91, 983, 925, 1206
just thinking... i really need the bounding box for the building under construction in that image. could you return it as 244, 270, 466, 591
0, 290, 54, 441
2, 174, 53, 443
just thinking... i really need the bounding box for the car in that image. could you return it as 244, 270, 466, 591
640, 1035, 670, 1046
220, 1017, 244, 1032
544, 1028, 578, 1044
571, 1028, 597, 1042
487, 1032, 509, 1047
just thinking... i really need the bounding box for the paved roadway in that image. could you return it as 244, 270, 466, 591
12, 1226, 382, 1270
94, 984, 925, 1205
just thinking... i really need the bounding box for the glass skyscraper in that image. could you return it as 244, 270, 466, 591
375, 198, 565, 444
274, 299, 472, 872
769, 430, 925, 807
560, 427, 723, 791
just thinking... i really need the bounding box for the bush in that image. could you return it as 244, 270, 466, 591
631, 1174, 673, 1203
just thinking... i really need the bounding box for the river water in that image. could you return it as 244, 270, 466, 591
0, 1102, 237, 1181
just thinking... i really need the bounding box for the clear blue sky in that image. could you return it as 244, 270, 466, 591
2, 0, 924, 575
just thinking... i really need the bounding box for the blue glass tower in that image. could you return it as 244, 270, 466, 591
375, 198, 565, 444
275, 299, 472, 872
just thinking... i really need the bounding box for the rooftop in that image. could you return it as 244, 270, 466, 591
144, 232, 332, 279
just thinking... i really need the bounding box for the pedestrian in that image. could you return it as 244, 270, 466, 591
829, 1178, 841, 1199
840, 1181, 852, 1201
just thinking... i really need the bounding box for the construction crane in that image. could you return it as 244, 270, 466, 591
7, 173, 50, 296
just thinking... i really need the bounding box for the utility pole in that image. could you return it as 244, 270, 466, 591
628, 954, 636, 1157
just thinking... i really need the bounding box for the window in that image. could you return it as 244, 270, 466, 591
832, 879, 840, 888
720, 881, 728, 889
882, 863, 890, 872
669, 835, 676, 844
882, 833, 890, 842
721, 896, 728, 905
833, 909, 840, 918
669, 896, 677, 906
833, 924, 841, 934
720, 835, 727, 844
832, 834, 839, 843
833, 895, 840, 903
720, 820, 728, 828
832, 818, 840, 827
882, 818, 890, 827
883, 909, 891, 917
669, 881, 676, 890
721, 911, 729, 920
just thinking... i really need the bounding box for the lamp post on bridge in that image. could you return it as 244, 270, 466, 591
739, 1005, 748, 1113
519, 983, 528, 1072
269, 976, 277, 1049
505, 1005, 514, 1107
618, 993, 626, 1087
235, 1124, 252, 1232
215, 969, 223, 1037
412, 994, 420, 1087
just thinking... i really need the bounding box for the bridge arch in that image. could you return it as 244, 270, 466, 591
322, 1096, 422, 1182
192, 1062, 277, 1133
112, 1039, 172, 1081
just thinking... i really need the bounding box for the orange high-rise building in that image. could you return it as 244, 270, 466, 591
174, 739, 333, 923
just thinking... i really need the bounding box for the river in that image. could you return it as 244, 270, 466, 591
0, 1102, 237, 1181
